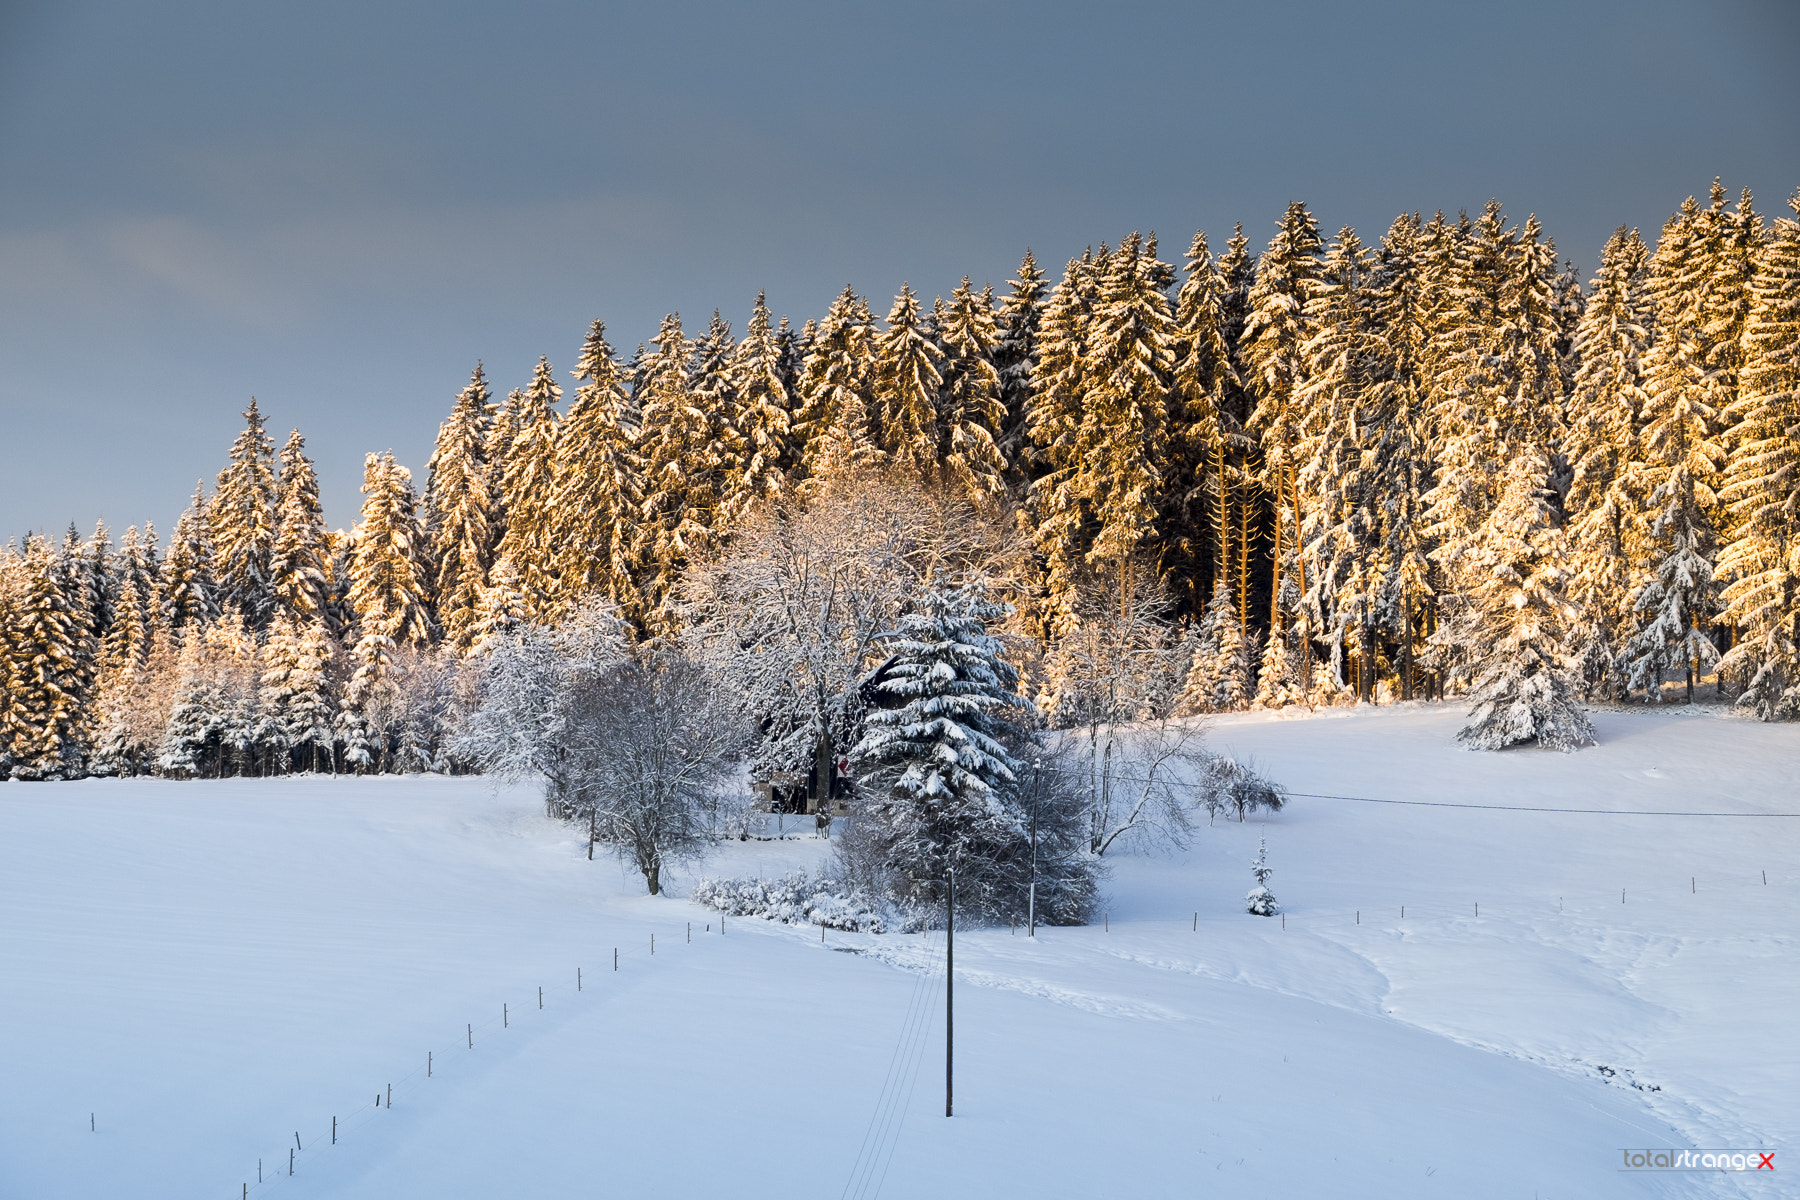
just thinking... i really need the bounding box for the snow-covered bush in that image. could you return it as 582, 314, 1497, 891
691, 869, 886, 932
1246, 838, 1279, 916
1197, 754, 1288, 822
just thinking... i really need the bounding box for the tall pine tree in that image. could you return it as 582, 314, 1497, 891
424, 364, 497, 649
270, 428, 332, 627
210, 399, 279, 629
1717, 190, 1800, 718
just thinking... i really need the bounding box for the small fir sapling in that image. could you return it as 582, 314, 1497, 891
1246, 837, 1279, 916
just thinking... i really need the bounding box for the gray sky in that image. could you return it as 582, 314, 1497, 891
2, 0, 1796, 536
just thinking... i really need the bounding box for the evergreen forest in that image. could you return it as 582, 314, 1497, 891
4, 181, 1799, 782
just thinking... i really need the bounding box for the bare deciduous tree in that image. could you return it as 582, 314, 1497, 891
562, 651, 747, 894
1074, 716, 1210, 856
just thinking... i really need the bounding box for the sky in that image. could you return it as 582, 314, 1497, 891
2, 0, 1797, 536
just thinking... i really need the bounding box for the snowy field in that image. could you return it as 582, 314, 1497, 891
2, 703, 1795, 1199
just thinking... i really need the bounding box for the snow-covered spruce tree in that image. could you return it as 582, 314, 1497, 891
343, 452, 434, 769
1298, 227, 1383, 701
1623, 202, 1729, 703
270, 428, 332, 628
690, 310, 745, 505
634, 313, 722, 632
481, 385, 525, 545
1419, 208, 1510, 684
1246, 838, 1278, 916
726, 292, 795, 518
841, 583, 1097, 922
1026, 247, 1104, 640
994, 250, 1047, 495
156, 631, 211, 778
0, 542, 21, 775
119, 524, 161, 636
424, 364, 496, 650
5, 535, 88, 779
1362, 213, 1437, 700
95, 599, 178, 777
794, 287, 883, 486
209, 399, 279, 629
89, 568, 146, 776
259, 613, 335, 773
467, 554, 532, 655
1080, 234, 1176, 598
1452, 456, 1595, 750
152, 607, 262, 778
874, 283, 944, 483
74, 521, 115, 658
1244, 203, 1324, 699
1564, 228, 1653, 698
1176, 578, 1256, 714
1426, 206, 1569, 709
59, 525, 104, 753
1717, 190, 1800, 719
203, 608, 263, 776
936, 278, 1009, 500
494, 356, 563, 613
1166, 229, 1238, 617
161, 484, 219, 635
547, 322, 640, 624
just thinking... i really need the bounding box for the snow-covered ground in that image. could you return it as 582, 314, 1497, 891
2, 703, 1794, 1198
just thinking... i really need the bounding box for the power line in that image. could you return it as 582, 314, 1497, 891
1025, 757, 1800, 817
1285, 791, 1800, 817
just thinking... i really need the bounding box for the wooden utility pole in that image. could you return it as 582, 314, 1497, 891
946, 866, 954, 1118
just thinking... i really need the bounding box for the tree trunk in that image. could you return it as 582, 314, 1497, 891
1400, 602, 1414, 701
812, 726, 835, 815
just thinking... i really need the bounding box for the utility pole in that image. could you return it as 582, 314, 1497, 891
945, 865, 954, 1118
